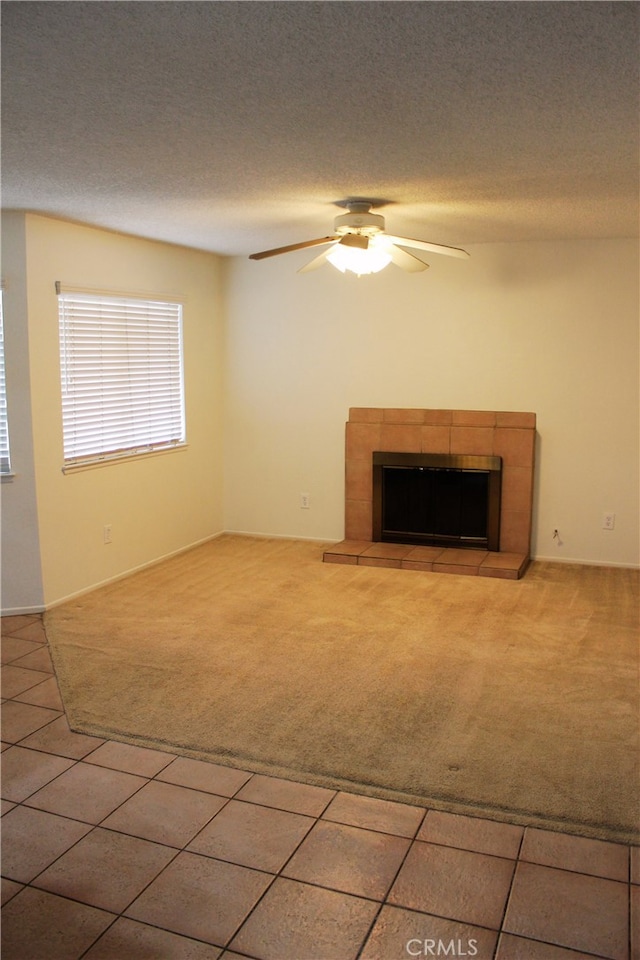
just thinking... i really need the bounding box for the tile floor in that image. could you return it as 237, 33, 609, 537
1, 613, 637, 960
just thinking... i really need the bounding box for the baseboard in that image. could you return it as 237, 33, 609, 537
1, 604, 46, 617
532, 554, 640, 569
43, 532, 225, 611
222, 529, 340, 544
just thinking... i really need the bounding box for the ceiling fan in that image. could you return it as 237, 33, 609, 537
248, 200, 470, 275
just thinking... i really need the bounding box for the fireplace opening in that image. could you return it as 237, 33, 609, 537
372, 452, 502, 551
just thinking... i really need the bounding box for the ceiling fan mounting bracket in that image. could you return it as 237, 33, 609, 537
335, 198, 389, 212
343, 200, 375, 213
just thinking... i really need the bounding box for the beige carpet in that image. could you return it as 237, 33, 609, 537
45, 535, 639, 843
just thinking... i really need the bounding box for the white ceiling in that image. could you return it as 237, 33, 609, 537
2, 1, 638, 258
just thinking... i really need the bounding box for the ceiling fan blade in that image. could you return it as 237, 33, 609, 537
384, 235, 470, 259
297, 242, 340, 274
385, 243, 429, 273
249, 236, 337, 260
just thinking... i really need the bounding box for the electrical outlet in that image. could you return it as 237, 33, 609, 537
300, 493, 311, 509
103, 523, 112, 544
602, 513, 615, 530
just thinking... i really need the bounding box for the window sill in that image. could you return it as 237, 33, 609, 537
62, 443, 188, 474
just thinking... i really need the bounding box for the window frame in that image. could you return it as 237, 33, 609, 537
0, 288, 12, 478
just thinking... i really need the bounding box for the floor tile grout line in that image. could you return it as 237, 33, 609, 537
494, 929, 620, 960
75, 912, 232, 960
75, 912, 125, 960
2, 647, 55, 666
407, 833, 522, 864
307, 788, 340, 820
104, 840, 185, 923
215, 801, 334, 950
6, 839, 270, 957
491, 822, 526, 958
21, 843, 190, 937
152, 757, 254, 793
13, 881, 122, 918
318, 809, 427, 840
2, 613, 42, 636
511, 857, 631, 888
1, 630, 45, 643
212, 802, 422, 956
2, 752, 84, 806
10, 734, 106, 763
3, 707, 67, 743
2, 808, 95, 888
25, 881, 247, 960
628, 870, 632, 960
355, 808, 430, 960
21, 800, 205, 886
85, 749, 177, 776
14, 753, 159, 829
631, 850, 640, 960
354, 900, 387, 960
359, 895, 508, 931
204, 862, 280, 954
1, 640, 49, 654
5, 674, 59, 695
278, 809, 409, 889
84, 814, 227, 854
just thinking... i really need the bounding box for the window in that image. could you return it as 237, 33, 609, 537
0, 291, 11, 475
57, 287, 185, 469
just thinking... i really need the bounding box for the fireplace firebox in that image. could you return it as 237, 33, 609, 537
372, 452, 502, 551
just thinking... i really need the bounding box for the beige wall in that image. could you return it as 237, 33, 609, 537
2, 218, 637, 614
223, 238, 639, 567
3, 214, 225, 610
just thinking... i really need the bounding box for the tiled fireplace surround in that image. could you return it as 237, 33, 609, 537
323, 408, 536, 580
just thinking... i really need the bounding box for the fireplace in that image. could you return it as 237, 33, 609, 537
324, 408, 536, 580
373, 452, 502, 551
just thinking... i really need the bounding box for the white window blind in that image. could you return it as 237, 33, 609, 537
0, 292, 11, 475
58, 289, 185, 467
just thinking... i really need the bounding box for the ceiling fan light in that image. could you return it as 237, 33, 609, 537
326, 242, 392, 276
339, 233, 369, 249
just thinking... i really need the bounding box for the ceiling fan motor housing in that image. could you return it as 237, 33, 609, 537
334, 210, 385, 236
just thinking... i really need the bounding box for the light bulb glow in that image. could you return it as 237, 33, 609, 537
326, 237, 392, 275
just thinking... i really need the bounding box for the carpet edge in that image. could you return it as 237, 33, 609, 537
64, 716, 640, 846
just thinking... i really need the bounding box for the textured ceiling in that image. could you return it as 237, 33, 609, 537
2, 1, 638, 257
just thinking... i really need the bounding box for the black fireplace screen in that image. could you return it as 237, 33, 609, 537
372, 452, 502, 551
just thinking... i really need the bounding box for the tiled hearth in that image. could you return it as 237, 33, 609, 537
324, 541, 530, 579
324, 408, 536, 581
